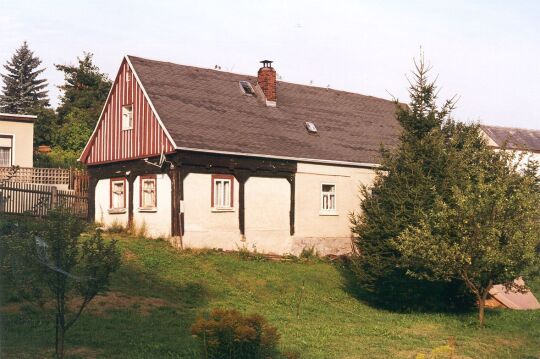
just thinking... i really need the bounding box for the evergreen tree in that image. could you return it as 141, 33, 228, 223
55, 52, 111, 128
0, 41, 49, 113
350, 56, 471, 310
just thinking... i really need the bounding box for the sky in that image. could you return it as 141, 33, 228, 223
1, 0, 539, 129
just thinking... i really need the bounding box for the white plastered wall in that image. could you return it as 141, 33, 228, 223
244, 177, 291, 254
182, 173, 242, 249
0, 120, 34, 167
133, 173, 172, 238
95, 178, 129, 227
293, 162, 378, 255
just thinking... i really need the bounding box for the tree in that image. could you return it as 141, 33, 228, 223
394, 145, 540, 326
350, 56, 471, 310
55, 52, 111, 128
3, 210, 121, 358
0, 41, 49, 113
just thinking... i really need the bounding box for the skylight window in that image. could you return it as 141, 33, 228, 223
305, 121, 318, 134
239, 81, 255, 96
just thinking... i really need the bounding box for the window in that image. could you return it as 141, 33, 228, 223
140, 175, 157, 210
0, 135, 13, 167
239, 81, 255, 96
321, 183, 336, 213
212, 175, 234, 210
305, 121, 318, 133
110, 178, 126, 210
122, 105, 133, 130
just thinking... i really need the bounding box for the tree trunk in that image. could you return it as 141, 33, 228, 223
478, 296, 486, 328
57, 326, 65, 359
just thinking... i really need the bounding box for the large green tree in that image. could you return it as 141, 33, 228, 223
351, 57, 472, 310
55, 52, 111, 127
0, 41, 49, 113
53, 53, 111, 153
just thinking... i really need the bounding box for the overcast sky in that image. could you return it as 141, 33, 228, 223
1, 0, 539, 129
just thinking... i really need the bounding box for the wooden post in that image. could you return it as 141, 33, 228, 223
236, 173, 248, 238
169, 165, 183, 248
288, 174, 295, 236
87, 175, 97, 222
51, 186, 58, 209
127, 174, 135, 230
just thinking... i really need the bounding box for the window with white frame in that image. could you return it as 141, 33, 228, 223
321, 183, 336, 213
212, 175, 233, 210
0, 135, 13, 167
140, 176, 157, 209
110, 178, 126, 209
122, 105, 133, 130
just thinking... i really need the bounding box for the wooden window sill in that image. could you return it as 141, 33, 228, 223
108, 208, 127, 214
211, 208, 234, 213
319, 211, 338, 216
138, 208, 157, 213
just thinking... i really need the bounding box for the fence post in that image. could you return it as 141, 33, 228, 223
51, 186, 58, 209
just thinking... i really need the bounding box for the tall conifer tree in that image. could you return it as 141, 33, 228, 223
351, 56, 471, 310
0, 41, 49, 113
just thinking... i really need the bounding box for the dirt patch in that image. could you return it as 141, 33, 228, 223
1, 291, 173, 316
122, 249, 138, 262
74, 291, 172, 316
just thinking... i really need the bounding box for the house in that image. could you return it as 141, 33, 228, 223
0, 113, 36, 167
80, 56, 400, 255
480, 125, 540, 169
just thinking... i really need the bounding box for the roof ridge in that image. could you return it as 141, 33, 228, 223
126, 54, 397, 105
481, 124, 540, 133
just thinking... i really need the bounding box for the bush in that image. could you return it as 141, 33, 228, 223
33, 148, 83, 169
191, 308, 280, 359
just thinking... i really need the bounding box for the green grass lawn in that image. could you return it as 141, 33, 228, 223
1, 235, 539, 358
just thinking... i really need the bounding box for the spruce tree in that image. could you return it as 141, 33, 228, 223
350, 56, 471, 310
0, 41, 49, 113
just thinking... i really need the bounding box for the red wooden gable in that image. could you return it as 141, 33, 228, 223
80, 58, 176, 165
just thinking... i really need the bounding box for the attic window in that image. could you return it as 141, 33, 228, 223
305, 121, 318, 134
239, 81, 255, 96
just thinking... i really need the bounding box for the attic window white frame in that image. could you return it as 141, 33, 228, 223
239, 81, 255, 96
122, 105, 133, 130
305, 121, 318, 134
320, 183, 337, 215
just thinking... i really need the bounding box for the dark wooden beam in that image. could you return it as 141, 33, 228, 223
127, 174, 135, 229
235, 172, 249, 237
287, 174, 296, 236
87, 175, 98, 223
169, 167, 180, 238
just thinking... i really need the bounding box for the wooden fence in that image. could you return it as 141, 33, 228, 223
0, 166, 88, 192
0, 182, 88, 218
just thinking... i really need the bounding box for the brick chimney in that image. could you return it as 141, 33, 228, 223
257, 60, 276, 106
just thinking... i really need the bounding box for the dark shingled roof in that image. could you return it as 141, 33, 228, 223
481, 125, 540, 153
128, 55, 401, 165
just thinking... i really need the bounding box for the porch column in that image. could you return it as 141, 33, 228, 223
169, 166, 181, 239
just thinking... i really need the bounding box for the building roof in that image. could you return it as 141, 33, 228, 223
0, 113, 37, 122
481, 125, 540, 153
127, 56, 401, 166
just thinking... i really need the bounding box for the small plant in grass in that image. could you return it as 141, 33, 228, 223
299, 246, 317, 261
106, 220, 126, 234
191, 308, 281, 359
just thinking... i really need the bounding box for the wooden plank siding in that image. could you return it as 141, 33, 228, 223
81, 59, 175, 165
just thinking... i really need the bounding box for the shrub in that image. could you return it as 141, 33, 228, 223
191, 308, 280, 359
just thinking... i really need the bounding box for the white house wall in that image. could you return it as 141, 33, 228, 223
292, 163, 377, 255
182, 173, 242, 249
244, 177, 291, 253
95, 179, 129, 227
133, 174, 171, 238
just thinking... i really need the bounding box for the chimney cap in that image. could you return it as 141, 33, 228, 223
260, 60, 273, 68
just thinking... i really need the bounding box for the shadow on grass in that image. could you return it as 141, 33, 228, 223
1, 260, 208, 358
334, 256, 476, 314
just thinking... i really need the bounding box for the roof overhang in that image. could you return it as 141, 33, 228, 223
0, 113, 37, 122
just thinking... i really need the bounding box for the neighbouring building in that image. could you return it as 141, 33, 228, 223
0, 113, 36, 168
480, 125, 540, 170
80, 56, 401, 255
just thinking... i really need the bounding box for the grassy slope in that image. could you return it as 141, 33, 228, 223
1, 235, 539, 358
